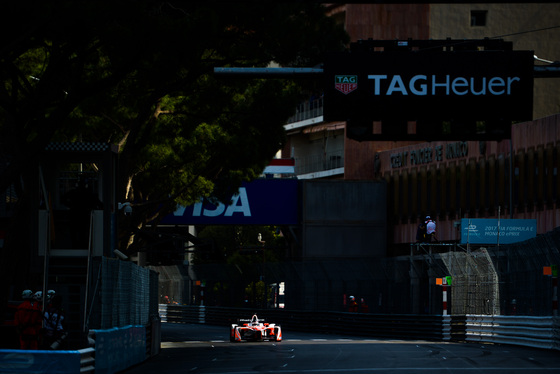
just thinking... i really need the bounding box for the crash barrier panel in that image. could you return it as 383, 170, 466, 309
79, 348, 95, 373
442, 315, 451, 341
465, 315, 560, 350
86, 319, 159, 374
449, 314, 467, 342
91, 325, 146, 374
148, 315, 161, 358
309, 312, 445, 340
0, 347, 94, 374
159, 303, 168, 322
0, 320, 160, 374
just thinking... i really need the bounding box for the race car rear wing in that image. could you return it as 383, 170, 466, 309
238, 318, 266, 323
238, 314, 266, 324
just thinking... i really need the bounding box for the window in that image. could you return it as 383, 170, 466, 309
471, 10, 487, 27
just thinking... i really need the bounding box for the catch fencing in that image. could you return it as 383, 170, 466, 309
441, 247, 501, 315
88, 257, 160, 329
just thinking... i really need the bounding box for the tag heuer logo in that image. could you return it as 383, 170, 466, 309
335, 75, 357, 94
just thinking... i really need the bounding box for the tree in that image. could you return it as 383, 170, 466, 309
194, 225, 286, 265
192, 225, 286, 307
0, 1, 348, 301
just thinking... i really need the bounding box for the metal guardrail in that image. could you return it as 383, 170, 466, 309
160, 304, 205, 324
322, 313, 445, 340
159, 304, 168, 322
465, 315, 560, 350
160, 305, 560, 350
163, 305, 446, 341
449, 315, 467, 341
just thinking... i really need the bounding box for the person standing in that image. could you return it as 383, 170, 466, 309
32, 291, 43, 310
416, 221, 427, 243
43, 294, 66, 349
348, 295, 358, 312
426, 216, 437, 242
360, 298, 369, 313
14, 290, 43, 350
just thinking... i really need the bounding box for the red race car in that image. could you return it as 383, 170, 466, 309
230, 314, 282, 342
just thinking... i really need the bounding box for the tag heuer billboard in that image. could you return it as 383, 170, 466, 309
324, 41, 534, 140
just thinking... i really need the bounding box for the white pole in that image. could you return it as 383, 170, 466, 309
442, 277, 448, 316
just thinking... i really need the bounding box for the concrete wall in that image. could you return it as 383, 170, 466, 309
301, 180, 387, 258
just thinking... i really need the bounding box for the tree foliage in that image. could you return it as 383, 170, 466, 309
194, 225, 286, 265
0, 1, 347, 269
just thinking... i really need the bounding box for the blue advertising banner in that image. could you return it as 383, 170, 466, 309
93, 325, 146, 374
0, 349, 82, 374
460, 218, 536, 245
160, 179, 300, 225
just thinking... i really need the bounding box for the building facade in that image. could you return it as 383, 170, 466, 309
282, 3, 560, 251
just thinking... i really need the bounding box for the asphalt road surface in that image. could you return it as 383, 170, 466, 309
121, 323, 560, 374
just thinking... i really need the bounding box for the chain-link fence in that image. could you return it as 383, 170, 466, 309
88, 257, 159, 329
492, 228, 560, 316
442, 248, 500, 315
149, 264, 189, 305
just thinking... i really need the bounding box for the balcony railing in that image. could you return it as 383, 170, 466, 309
295, 149, 344, 175
287, 97, 323, 124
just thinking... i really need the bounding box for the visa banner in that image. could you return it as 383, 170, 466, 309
160, 179, 299, 225
460, 218, 536, 245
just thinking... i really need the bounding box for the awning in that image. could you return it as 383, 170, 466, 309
264, 158, 295, 174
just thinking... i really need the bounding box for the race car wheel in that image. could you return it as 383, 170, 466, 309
273, 327, 281, 341
230, 325, 238, 342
